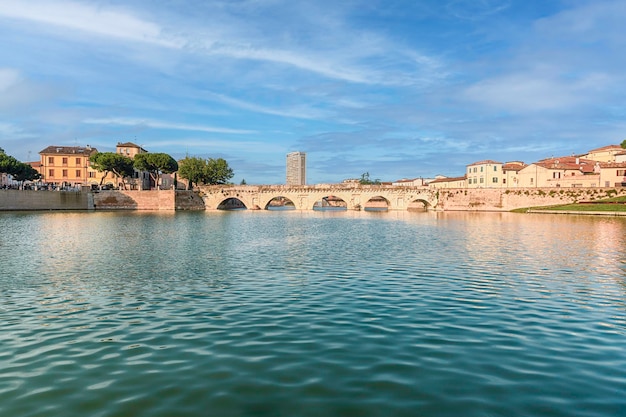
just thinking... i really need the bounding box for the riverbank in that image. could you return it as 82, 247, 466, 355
2, 187, 626, 213
526, 209, 626, 216
0, 190, 205, 211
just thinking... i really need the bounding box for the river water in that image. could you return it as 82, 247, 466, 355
1, 210, 625, 417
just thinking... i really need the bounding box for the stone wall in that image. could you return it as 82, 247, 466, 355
0, 190, 89, 210
93, 190, 176, 210
175, 191, 206, 210
438, 187, 626, 211
91, 190, 205, 211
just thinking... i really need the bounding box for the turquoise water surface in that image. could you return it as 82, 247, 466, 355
1, 211, 625, 417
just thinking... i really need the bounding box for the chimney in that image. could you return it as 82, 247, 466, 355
575, 157, 579, 165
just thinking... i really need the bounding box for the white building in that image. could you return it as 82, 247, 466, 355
286, 151, 306, 185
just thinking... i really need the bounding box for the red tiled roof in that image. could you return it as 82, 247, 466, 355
535, 156, 598, 173
39, 146, 98, 155
467, 160, 502, 167
587, 144, 623, 153
502, 161, 527, 171
429, 175, 466, 184
599, 161, 626, 168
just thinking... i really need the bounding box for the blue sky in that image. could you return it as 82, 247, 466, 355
1, 0, 625, 184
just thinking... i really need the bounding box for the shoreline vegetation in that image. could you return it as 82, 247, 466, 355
515, 195, 626, 215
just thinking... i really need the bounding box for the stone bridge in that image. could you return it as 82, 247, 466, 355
197, 185, 439, 211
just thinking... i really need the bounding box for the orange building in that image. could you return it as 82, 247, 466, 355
39, 145, 99, 187
116, 142, 147, 158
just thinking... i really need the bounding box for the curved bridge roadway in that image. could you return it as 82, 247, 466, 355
197, 185, 438, 211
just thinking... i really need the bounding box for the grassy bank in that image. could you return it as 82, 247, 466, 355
514, 195, 626, 213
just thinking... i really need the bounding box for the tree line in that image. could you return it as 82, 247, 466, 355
1, 147, 234, 190
89, 152, 233, 190
0, 148, 41, 184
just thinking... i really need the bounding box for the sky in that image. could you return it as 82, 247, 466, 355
1, 0, 625, 185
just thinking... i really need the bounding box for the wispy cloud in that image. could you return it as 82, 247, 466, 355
446, 0, 511, 20
0, 68, 21, 91
83, 118, 256, 134
205, 92, 329, 120
0, 0, 182, 47
463, 72, 612, 112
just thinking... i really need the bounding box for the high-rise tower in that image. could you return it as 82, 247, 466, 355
286, 151, 306, 185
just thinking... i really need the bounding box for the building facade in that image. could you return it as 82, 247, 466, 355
39, 145, 99, 187
428, 175, 467, 189
286, 151, 306, 185
466, 160, 503, 188
517, 156, 600, 188
116, 142, 150, 190
501, 161, 526, 188
585, 145, 624, 163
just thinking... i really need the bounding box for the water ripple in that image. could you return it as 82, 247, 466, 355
1, 211, 626, 416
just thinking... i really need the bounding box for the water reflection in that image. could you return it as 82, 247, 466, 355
1, 210, 626, 417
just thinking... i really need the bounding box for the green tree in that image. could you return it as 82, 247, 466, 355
134, 153, 178, 190
204, 158, 234, 185
359, 172, 381, 185
0, 151, 40, 185
178, 156, 207, 189
240, 178, 247, 185
12, 163, 41, 183
621, 139, 626, 149
89, 152, 135, 188
0, 152, 19, 174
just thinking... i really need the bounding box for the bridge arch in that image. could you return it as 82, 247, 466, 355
198, 185, 438, 211
408, 197, 430, 210
217, 197, 247, 210
362, 196, 390, 211
264, 196, 296, 210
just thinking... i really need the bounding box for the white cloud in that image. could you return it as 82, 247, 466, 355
0, 0, 182, 47
0, 68, 21, 92
446, 0, 511, 20
205, 92, 329, 120
83, 117, 256, 134
0, 1, 444, 87
0, 68, 62, 111
148, 138, 285, 154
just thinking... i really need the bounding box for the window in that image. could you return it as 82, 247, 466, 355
75, 170, 81, 177
62, 157, 68, 165
480, 177, 484, 183
480, 166, 483, 172
493, 166, 497, 171
530, 178, 534, 184
76, 158, 81, 165
492, 177, 498, 183
62, 169, 68, 177
617, 170, 626, 176
89, 172, 96, 178
49, 169, 54, 177
503, 178, 507, 184
48, 157, 54, 164
553, 172, 561, 179
473, 167, 477, 173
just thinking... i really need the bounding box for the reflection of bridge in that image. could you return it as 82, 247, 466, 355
198, 185, 438, 211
